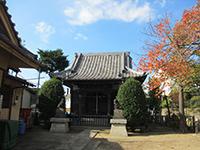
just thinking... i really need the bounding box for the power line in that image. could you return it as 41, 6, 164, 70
18, 74, 25, 79
26, 77, 46, 80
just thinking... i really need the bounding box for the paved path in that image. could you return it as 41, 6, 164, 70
11, 126, 99, 150
69, 129, 98, 150
11, 125, 200, 150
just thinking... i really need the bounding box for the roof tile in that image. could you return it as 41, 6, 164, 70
53, 52, 146, 81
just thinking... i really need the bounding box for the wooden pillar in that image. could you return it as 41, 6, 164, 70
70, 87, 74, 114
79, 94, 82, 114
0, 68, 5, 89
0, 69, 4, 115
78, 93, 82, 125
96, 92, 98, 114
107, 93, 111, 115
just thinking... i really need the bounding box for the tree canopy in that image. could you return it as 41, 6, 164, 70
137, 0, 200, 133
138, 1, 200, 92
38, 49, 69, 76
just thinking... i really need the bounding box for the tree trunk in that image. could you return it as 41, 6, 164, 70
178, 85, 186, 133
165, 95, 171, 120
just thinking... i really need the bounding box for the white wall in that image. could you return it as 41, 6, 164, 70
21, 89, 31, 108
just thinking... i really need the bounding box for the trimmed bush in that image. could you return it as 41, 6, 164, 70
116, 78, 147, 128
38, 78, 64, 128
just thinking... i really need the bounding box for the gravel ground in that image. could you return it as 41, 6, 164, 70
12, 125, 200, 150
93, 127, 200, 150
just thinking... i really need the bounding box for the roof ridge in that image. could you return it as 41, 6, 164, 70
53, 51, 146, 83
0, 1, 21, 46
76, 51, 130, 56
125, 66, 144, 75
0, 1, 39, 61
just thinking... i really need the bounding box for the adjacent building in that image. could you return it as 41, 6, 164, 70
0, 1, 43, 121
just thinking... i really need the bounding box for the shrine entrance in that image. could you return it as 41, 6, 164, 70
86, 92, 108, 115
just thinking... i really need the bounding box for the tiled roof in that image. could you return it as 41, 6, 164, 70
0, 1, 39, 61
0, 32, 38, 61
53, 52, 146, 81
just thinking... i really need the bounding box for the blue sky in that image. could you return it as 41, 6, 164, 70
6, 0, 197, 89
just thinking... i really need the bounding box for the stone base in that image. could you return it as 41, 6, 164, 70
50, 118, 69, 133
113, 109, 123, 119
110, 119, 128, 136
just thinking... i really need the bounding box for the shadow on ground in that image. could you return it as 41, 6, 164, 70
11, 125, 82, 150
126, 123, 196, 137
10, 124, 196, 150
11, 125, 123, 150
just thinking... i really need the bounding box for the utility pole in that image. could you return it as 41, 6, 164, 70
36, 68, 41, 103
34, 68, 41, 125
35, 68, 41, 105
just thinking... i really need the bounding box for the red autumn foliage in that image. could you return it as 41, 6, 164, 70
137, 0, 200, 94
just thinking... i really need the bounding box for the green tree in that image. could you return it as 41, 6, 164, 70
38, 49, 69, 76
188, 96, 200, 113
116, 78, 147, 129
38, 78, 64, 129
186, 51, 200, 94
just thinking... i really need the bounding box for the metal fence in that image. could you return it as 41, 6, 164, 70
70, 115, 112, 127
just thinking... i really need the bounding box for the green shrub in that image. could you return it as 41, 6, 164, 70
116, 78, 147, 129
189, 96, 200, 113
38, 78, 64, 128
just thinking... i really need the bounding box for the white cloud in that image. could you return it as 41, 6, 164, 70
35, 21, 55, 43
74, 33, 88, 40
64, 8, 76, 17
63, 0, 153, 25
154, 0, 166, 8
